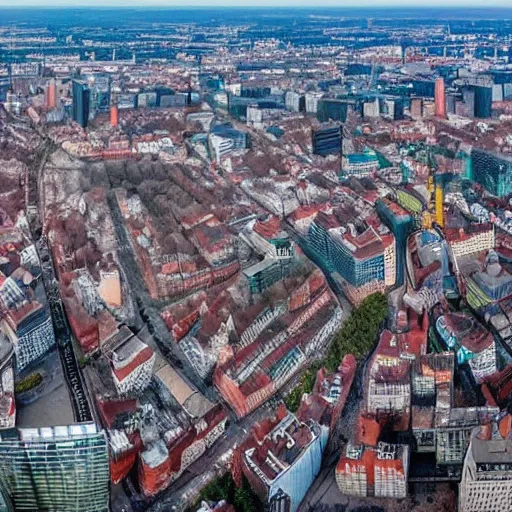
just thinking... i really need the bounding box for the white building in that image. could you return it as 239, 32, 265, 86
285, 91, 302, 112
305, 92, 323, 114
459, 426, 512, 512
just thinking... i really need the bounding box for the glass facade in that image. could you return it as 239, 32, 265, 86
0, 424, 109, 512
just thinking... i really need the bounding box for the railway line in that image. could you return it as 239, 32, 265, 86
26, 139, 93, 424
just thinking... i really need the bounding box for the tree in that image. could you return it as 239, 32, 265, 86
285, 292, 388, 405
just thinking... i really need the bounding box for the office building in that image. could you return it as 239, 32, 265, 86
435, 77, 447, 118
46, 79, 56, 110
305, 92, 323, 114
285, 90, 304, 112
72, 80, 90, 129
317, 99, 348, 123
312, 124, 342, 157
0, 424, 109, 512
410, 97, 423, 119
436, 313, 497, 383
376, 198, 413, 287
236, 406, 327, 512
341, 149, 380, 178
459, 419, 512, 512
474, 86, 492, 118
471, 149, 512, 197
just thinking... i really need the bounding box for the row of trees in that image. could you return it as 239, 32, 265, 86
191, 473, 261, 512
285, 292, 388, 412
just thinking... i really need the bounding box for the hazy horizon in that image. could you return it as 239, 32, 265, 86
0, 0, 512, 7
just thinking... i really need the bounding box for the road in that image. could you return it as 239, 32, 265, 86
26, 138, 93, 424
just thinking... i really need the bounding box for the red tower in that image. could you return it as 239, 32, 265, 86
435, 77, 447, 118
47, 79, 56, 109
110, 105, 118, 128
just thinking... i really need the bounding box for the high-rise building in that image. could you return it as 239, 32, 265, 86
46, 79, 56, 110
88, 74, 111, 113
285, 90, 304, 112
317, 99, 349, 123
72, 79, 90, 128
110, 105, 118, 127
0, 423, 109, 512
462, 88, 476, 118
435, 77, 447, 118
410, 97, 423, 119
471, 149, 512, 197
474, 86, 492, 118
376, 198, 413, 287
312, 124, 342, 157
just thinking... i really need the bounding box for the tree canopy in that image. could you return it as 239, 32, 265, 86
285, 292, 388, 412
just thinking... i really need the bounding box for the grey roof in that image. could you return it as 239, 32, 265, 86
472, 437, 512, 464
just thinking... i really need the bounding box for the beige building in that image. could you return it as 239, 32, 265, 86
459, 425, 512, 512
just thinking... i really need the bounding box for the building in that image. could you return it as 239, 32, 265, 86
0, 423, 110, 512
0, 332, 14, 430
138, 92, 157, 108
87, 74, 111, 114
445, 224, 494, 259
365, 329, 412, 430
363, 98, 380, 119
109, 327, 156, 396
341, 149, 380, 178
305, 92, 323, 114
471, 148, 512, 197
459, 420, 512, 512
235, 405, 327, 512
376, 198, 414, 287
336, 441, 409, 498
72, 79, 90, 128
1, 301, 55, 371
308, 209, 395, 303
0, 228, 56, 372
436, 313, 497, 384
312, 124, 342, 157
46, 79, 56, 110
209, 123, 248, 162
316, 99, 348, 123
435, 77, 447, 118
410, 97, 423, 119
110, 105, 118, 128
285, 91, 304, 112
473, 86, 492, 119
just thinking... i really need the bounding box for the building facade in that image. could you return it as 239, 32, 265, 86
0, 424, 109, 512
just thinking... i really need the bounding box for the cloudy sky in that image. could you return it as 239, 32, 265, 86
0, 0, 511, 6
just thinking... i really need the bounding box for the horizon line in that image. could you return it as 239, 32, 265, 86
1, 4, 512, 8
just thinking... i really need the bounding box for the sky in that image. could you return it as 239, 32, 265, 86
0, 0, 511, 6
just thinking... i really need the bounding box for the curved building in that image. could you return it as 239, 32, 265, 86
436, 313, 496, 383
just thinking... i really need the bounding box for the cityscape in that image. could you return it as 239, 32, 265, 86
2, 3, 512, 512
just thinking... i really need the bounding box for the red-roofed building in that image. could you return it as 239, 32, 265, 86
110, 334, 155, 396
336, 441, 409, 498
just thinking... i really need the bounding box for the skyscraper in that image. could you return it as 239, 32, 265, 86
110, 105, 118, 128
435, 77, 447, 118
72, 80, 90, 129
46, 79, 56, 110
0, 424, 109, 511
